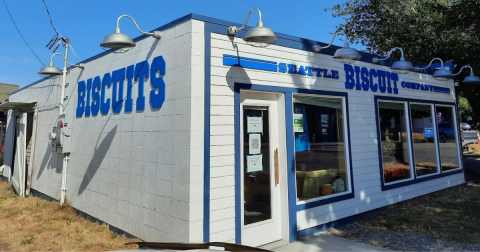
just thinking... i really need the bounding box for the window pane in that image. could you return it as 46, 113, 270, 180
411, 104, 438, 176
378, 102, 412, 183
243, 107, 271, 225
436, 106, 459, 171
293, 95, 348, 201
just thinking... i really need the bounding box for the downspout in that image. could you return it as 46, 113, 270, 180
60, 154, 69, 205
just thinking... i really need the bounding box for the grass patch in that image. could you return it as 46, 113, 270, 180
0, 181, 140, 250
111, 231, 118, 239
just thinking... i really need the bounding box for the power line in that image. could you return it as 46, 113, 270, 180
2, 0, 45, 66
43, 0, 61, 52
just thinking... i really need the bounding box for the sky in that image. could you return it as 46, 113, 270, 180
0, 0, 352, 87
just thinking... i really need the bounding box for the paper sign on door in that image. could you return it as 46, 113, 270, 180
246, 154, 263, 173
248, 134, 261, 154
247, 116, 262, 133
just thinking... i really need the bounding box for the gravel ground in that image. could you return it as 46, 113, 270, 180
328, 223, 480, 251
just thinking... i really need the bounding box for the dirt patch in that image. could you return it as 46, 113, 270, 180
0, 181, 141, 251
466, 144, 480, 154
327, 170, 480, 251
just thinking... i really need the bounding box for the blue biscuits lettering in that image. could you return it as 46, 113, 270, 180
150, 56, 166, 109
100, 73, 111, 115
76, 55, 167, 117
343, 64, 399, 94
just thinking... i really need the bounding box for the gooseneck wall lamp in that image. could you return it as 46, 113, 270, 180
454, 65, 480, 85
415, 58, 453, 81
100, 15, 162, 51
372, 47, 414, 73
313, 31, 361, 63
227, 8, 277, 48
37, 37, 85, 115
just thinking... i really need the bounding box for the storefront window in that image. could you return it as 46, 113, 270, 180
378, 101, 412, 183
435, 106, 459, 171
410, 104, 438, 176
293, 95, 348, 201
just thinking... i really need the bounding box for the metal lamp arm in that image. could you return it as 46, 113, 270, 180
227, 8, 263, 35
453, 65, 474, 76
313, 31, 342, 52
117, 15, 161, 39
238, 8, 262, 32
415, 58, 444, 71
51, 53, 85, 69
375, 47, 405, 62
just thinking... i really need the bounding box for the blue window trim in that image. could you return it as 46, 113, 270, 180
203, 22, 212, 243
374, 95, 463, 191
233, 83, 354, 243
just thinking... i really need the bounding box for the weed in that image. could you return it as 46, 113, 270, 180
384, 219, 401, 228
20, 235, 34, 245
111, 231, 118, 239
76, 236, 84, 243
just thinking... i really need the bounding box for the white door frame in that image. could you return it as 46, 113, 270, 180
239, 90, 289, 247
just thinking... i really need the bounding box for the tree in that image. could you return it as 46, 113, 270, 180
327, 0, 480, 120
459, 96, 472, 121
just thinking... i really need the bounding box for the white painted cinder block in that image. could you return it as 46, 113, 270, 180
10, 18, 206, 243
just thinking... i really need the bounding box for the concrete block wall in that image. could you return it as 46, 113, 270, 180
9, 19, 205, 242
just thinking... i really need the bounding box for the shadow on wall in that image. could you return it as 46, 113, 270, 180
225, 40, 252, 88
37, 143, 60, 180
78, 125, 118, 195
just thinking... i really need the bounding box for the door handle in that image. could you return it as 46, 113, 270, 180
274, 148, 279, 185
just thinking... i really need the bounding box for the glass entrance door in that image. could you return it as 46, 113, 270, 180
240, 91, 286, 247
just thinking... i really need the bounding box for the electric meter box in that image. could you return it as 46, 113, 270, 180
51, 114, 72, 154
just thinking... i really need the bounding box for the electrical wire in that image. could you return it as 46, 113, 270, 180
42, 0, 61, 52
2, 0, 45, 66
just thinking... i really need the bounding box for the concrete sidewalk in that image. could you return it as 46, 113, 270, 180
271, 232, 392, 251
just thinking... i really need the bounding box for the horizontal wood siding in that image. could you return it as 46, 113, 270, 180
209, 32, 463, 239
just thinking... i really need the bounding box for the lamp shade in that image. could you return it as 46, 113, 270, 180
38, 64, 62, 76
390, 57, 414, 73
333, 42, 361, 61
243, 26, 277, 48
463, 75, 480, 84
100, 29, 136, 49
432, 68, 453, 81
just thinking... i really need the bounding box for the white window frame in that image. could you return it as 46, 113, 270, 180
409, 102, 441, 178
377, 100, 415, 185
434, 105, 463, 172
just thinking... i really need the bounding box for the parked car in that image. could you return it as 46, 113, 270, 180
423, 122, 456, 143
462, 122, 472, 131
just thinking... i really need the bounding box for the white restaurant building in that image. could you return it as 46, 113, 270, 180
0, 13, 464, 247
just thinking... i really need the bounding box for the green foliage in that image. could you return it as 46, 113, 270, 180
459, 96, 472, 121
111, 230, 118, 239
326, 0, 480, 121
